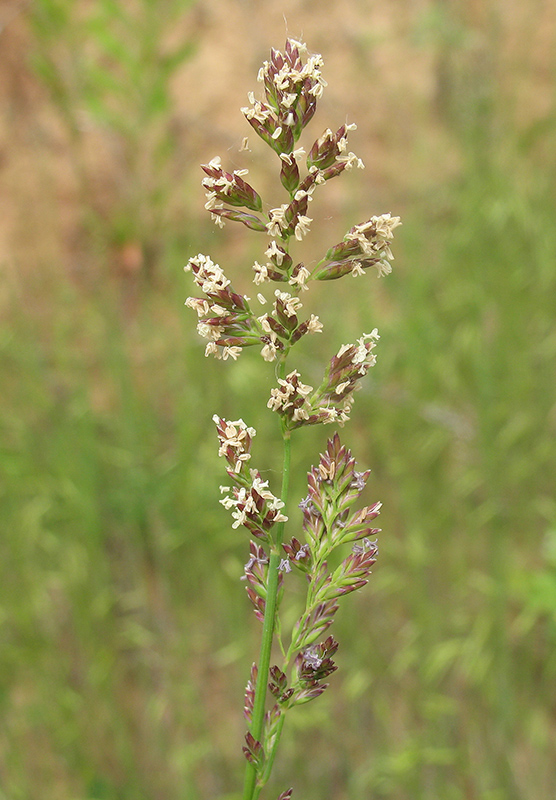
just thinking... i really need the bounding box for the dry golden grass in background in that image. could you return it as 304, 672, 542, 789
1, 0, 554, 282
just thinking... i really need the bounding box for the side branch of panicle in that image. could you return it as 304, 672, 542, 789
313, 214, 402, 280
267, 331, 381, 429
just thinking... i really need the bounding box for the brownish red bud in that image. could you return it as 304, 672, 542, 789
265, 315, 289, 340
210, 288, 251, 312
286, 192, 308, 224
324, 238, 362, 263
349, 503, 382, 527
262, 49, 284, 111
295, 599, 339, 650
297, 635, 339, 683
201, 163, 263, 212
245, 587, 266, 621
295, 90, 317, 134
269, 666, 288, 698
267, 269, 290, 282
265, 242, 292, 272
290, 321, 307, 344
254, 39, 322, 146
335, 579, 367, 596
326, 540, 379, 598
243, 110, 276, 149
307, 125, 350, 170
282, 537, 312, 572
209, 208, 267, 232
292, 683, 328, 704
244, 663, 257, 721
315, 215, 401, 280
320, 160, 350, 181
312, 260, 355, 281
280, 155, 301, 193
270, 125, 295, 156
243, 731, 265, 768
274, 298, 299, 334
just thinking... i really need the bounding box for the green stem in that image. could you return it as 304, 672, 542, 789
242, 406, 292, 800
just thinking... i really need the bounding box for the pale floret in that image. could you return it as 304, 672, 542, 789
251, 473, 286, 512
294, 215, 313, 240
265, 241, 285, 265
377, 260, 393, 277
204, 192, 221, 211
261, 334, 279, 362
185, 297, 210, 317
274, 290, 303, 317
336, 152, 365, 170
279, 147, 306, 164
336, 343, 352, 358
288, 38, 308, 55
216, 417, 256, 443
342, 214, 402, 276
372, 213, 402, 239
289, 266, 311, 290
306, 314, 323, 334
267, 370, 314, 415
222, 346, 242, 361
241, 93, 272, 123
185, 253, 231, 293
294, 188, 314, 202
321, 407, 340, 423
197, 321, 223, 340
253, 261, 269, 284
213, 416, 257, 473
219, 469, 288, 529
266, 205, 289, 237
211, 213, 225, 228
258, 315, 272, 334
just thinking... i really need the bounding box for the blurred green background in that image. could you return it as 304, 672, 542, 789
1, 1, 555, 798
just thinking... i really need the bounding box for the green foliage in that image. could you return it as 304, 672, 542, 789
29, 0, 197, 277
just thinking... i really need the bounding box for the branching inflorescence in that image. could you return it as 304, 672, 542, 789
184, 39, 400, 800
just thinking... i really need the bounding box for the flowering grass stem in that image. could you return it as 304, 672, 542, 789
185, 38, 399, 800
